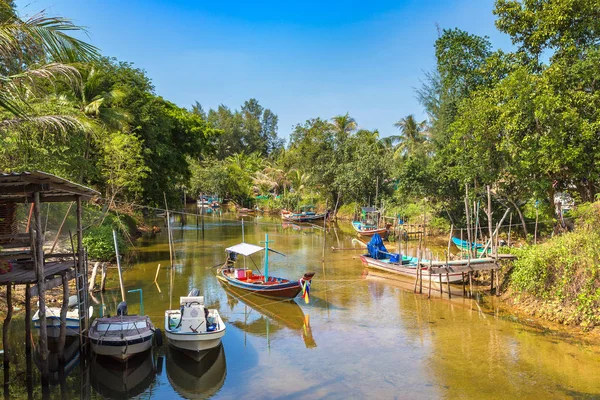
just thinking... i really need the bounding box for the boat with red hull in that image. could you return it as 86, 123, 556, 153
216, 238, 315, 301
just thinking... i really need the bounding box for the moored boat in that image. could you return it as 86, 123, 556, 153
164, 289, 226, 353
217, 236, 315, 301
352, 207, 388, 237
451, 237, 490, 254
89, 302, 157, 361
281, 205, 327, 222
359, 234, 463, 283
32, 295, 93, 337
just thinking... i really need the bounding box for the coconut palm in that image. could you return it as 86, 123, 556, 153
389, 115, 429, 158
331, 113, 357, 147
0, 2, 99, 130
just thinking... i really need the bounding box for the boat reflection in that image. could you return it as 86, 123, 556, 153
166, 344, 227, 399
33, 336, 80, 384
223, 285, 317, 348
90, 350, 156, 399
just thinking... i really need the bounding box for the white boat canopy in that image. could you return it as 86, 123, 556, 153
226, 243, 264, 256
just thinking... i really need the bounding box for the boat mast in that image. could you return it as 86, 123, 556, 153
261, 233, 274, 282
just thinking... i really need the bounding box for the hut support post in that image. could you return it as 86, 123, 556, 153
33, 191, 49, 381
58, 273, 68, 361
3, 284, 12, 373
25, 284, 31, 354
89, 262, 100, 293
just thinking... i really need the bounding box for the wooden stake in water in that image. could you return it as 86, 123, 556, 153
112, 229, 126, 302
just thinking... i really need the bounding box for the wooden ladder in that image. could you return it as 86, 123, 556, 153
76, 250, 90, 356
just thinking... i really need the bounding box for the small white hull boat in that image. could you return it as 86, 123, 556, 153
165, 289, 226, 354
32, 295, 93, 337
89, 302, 157, 362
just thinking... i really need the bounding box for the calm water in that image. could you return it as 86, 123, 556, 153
2, 213, 600, 399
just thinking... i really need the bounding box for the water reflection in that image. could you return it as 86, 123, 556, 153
166, 344, 226, 399
33, 336, 80, 385
90, 351, 156, 399
222, 285, 316, 349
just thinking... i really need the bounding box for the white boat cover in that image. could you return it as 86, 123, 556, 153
225, 242, 264, 256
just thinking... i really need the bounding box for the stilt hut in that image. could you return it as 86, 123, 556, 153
0, 171, 98, 384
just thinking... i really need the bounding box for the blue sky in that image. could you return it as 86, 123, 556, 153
16, 0, 512, 140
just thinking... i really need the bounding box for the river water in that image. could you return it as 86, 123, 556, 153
2, 213, 600, 399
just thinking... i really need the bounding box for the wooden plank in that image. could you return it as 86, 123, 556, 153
29, 268, 75, 297
429, 263, 499, 275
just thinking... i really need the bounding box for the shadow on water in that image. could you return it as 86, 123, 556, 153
90, 351, 156, 399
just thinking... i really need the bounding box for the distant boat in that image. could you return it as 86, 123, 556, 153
451, 237, 489, 254
217, 236, 315, 300
89, 302, 158, 361
352, 207, 388, 237
359, 234, 463, 283
32, 295, 93, 337
164, 289, 226, 354
281, 205, 326, 222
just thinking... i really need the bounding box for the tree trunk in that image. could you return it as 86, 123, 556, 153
508, 198, 528, 239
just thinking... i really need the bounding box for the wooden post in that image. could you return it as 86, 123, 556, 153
534, 202, 539, 244
469, 271, 473, 298
462, 272, 466, 296
58, 273, 68, 361
112, 230, 126, 302
33, 192, 49, 380
428, 268, 432, 299
508, 212, 513, 247
322, 199, 328, 261
3, 284, 12, 373
439, 273, 443, 296
164, 193, 174, 268
25, 283, 31, 354
201, 192, 205, 239
447, 224, 453, 260
413, 249, 421, 293
49, 201, 74, 254
154, 263, 161, 283
25, 203, 34, 233
487, 185, 493, 254
491, 268, 495, 294
88, 262, 100, 293
100, 262, 107, 292
446, 269, 451, 299
465, 185, 472, 258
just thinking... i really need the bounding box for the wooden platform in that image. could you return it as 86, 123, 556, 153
0, 260, 73, 284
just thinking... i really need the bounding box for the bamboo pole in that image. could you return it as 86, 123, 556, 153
447, 224, 453, 261
508, 212, 513, 247
164, 193, 174, 268
50, 201, 74, 254
25, 203, 34, 233
201, 192, 205, 239
465, 185, 472, 258
112, 230, 126, 302
487, 185, 493, 254
154, 263, 161, 283
534, 202, 539, 244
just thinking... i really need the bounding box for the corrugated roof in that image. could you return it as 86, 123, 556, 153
0, 171, 99, 203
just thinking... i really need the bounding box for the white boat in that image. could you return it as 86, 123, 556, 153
32, 295, 93, 337
165, 289, 226, 353
89, 302, 157, 361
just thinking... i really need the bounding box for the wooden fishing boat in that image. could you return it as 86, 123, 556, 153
352, 221, 388, 237
359, 234, 463, 283
451, 237, 489, 254
352, 207, 388, 237
217, 237, 315, 300
164, 289, 226, 353
281, 205, 326, 222
32, 295, 93, 337
89, 302, 157, 361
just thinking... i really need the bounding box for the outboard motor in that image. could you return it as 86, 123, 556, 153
116, 301, 128, 316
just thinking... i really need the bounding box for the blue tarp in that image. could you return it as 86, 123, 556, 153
367, 234, 388, 259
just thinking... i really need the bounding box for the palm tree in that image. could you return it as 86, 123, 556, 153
390, 115, 429, 158
0, 2, 99, 130
331, 113, 357, 146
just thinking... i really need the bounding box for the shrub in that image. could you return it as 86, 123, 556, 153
83, 224, 127, 262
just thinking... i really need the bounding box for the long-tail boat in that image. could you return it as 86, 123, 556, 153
359, 234, 463, 283
352, 207, 388, 237
217, 234, 315, 301
281, 205, 327, 222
